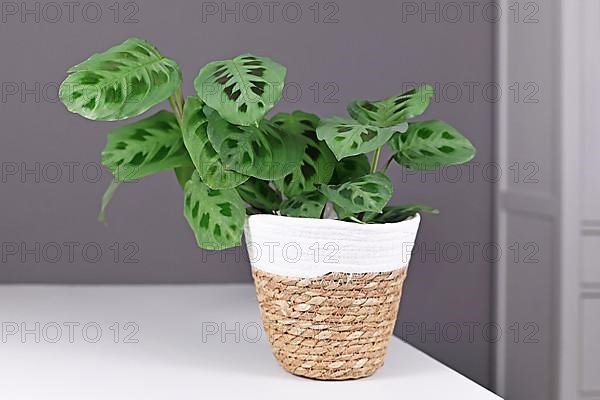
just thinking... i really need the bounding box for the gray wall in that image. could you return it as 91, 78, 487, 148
0, 0, 494, 388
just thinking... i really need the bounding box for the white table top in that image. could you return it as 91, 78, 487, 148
0, 285, 500, 399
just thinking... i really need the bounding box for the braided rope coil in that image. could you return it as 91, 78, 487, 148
252, 267, 408, 380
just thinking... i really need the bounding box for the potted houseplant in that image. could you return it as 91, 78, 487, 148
59, 37, 476, 380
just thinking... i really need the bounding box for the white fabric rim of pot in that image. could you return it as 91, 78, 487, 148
243, 213, 421, 278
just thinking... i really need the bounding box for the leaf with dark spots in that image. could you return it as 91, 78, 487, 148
236, 178, 281, 212
270, 111, 336, 197
364, 204, 439, 223
389, 120, 476, 170
101, 110, 191, 181
184, 172, 246, 250
181, 97, 248, 189
319, 173, 392, 214
347, 85, 433, 128
60, 38, 181, 120
316, 117, 396, 160
195, 53, 286, 126
207, 111, 304, 180
280, 191, 327, 218
329, 154, 370, 185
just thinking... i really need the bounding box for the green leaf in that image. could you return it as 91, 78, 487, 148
319, 172, 393, 214
271, 111, 336, 197
364, 204, 439, 223
174, 165, 196, 189
181, 97, 248, 189
206, 110, 305, 180
331, 204, 355, 221
329, 154, 370, 185
59, 37, 181, 121
389, 120, 476, 170
316, 117, 398, 160
236, 178, 281, 212
194, 54, 286, 126
347, 85, 433, 127
101, 110, 191, 181
280, 191, 327, 218
183, 172, 246, 250
97, 179, 121, 224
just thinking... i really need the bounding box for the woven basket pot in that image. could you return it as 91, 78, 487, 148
244, 214, 421, 380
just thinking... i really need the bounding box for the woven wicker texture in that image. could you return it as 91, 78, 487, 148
252, 267, 408, 380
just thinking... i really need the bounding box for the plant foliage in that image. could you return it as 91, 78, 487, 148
60, 37, 477, 250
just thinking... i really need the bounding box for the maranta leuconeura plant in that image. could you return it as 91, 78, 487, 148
59, 37, 477, 250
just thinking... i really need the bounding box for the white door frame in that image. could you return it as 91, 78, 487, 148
557, 1, 581, 399
494, 0, 583, 399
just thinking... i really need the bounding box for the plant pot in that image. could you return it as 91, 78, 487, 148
244, 214, 421, 380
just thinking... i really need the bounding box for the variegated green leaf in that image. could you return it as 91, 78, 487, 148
194, 54, 286, 126
319, 172, 393, 214
206, 110, 305, 180
328, 155, 380, 219
59, 37, 181, 121
101, 110, 191, 181
329, 154, 370, 185
316, 117, 398, 160
271, 111, 336, 197
347, 85, 433, 127
389, 120, 476, 170
280, 191, 327, 218
181, 97, 248, 189
183, 172, 246, 250
236, 178, 281, 212
364, 204, 439, 223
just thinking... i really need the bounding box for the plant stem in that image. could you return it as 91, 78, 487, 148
382, 155, 395, 173
370, 147, 382, 173
169, 87, 184, 127
169, 87, 187, 187
175, 87, 184, 112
